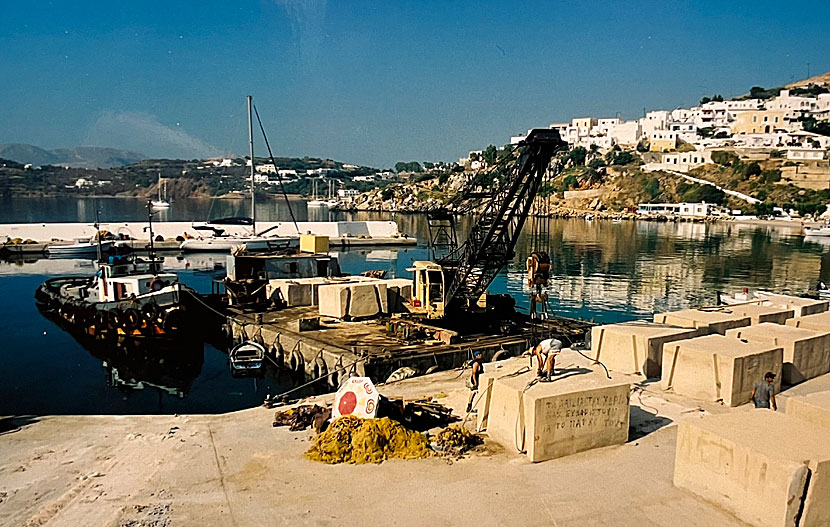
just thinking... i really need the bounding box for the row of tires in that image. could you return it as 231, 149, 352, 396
52, 299, 185, 337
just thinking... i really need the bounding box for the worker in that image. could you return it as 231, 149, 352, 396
531, 338, 562, 381
466, 350, 484, 413
751, 371, 777, 410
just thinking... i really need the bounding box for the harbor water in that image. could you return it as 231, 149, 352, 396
2, 197, 829, 415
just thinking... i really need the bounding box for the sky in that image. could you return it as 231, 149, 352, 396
1, 1, 829, 168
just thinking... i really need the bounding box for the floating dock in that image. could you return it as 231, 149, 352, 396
227, 305, 592, 387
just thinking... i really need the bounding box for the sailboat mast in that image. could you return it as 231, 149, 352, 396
247, 95, 256, 233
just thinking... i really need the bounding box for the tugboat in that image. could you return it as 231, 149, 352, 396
35, 203, 212, 340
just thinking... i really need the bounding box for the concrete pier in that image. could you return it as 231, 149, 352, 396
0, 220, 417, 251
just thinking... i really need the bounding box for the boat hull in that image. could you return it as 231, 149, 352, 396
47, 241, 115, 256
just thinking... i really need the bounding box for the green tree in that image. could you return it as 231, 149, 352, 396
483, 145, 498, 165
567, 146, 587, 166
711, 150, 739, 166
587, 157, 606, 170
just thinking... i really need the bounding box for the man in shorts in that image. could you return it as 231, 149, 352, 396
531, 338, 562, 381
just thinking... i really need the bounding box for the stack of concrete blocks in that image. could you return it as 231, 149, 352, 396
674, 411, 830, 526
726, 323, 830, 385
786, 311, 830, 332
728, 303, 794, 325
589, 322, 700, 378
318, 281, 388, 320
786, 391, 830, 430
757, 294, 828, 317
384, 278, 412, 313
476, 365, 630, 463
661, 335, 782, 406
653, 308, 751, 335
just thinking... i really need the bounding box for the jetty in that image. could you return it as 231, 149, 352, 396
0, 220, 416, 255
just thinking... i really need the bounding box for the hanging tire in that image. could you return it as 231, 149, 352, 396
162, 308, 184, 335
141, 302, 161, 324
122, 308, 142, 332
108, 308, 124, 331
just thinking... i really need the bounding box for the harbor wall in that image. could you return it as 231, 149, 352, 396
0, 220, 402, 242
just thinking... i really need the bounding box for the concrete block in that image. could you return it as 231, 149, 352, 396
347, 283, 381, 319
478, 365, 629, 463
729, 303, 794, 325
661, 335, 782, 406
786, 311, 830, 332
786, 391, 830, 430
759, 294, 828, 317
373, 283, 388, 314
589, 322, 700, 378
267, 279, 313, 307
727, 323, 830, 385
317, 283, 351, 319
674, 412, 830, 527
653, 308, 751, 335
384, 278, 413, 313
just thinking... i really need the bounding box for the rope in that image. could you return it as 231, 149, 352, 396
273, 357, 367, 400
252, 104, 299, 232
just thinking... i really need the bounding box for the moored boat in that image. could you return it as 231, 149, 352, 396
47, 239, 115, 256
229, 340, 265, 371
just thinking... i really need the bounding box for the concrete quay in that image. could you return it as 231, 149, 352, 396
0, 220, 417, 253
2, 358, 781, 527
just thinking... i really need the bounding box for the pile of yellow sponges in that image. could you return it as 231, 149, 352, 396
305, 415, 430, 464
431, 425, 482, 455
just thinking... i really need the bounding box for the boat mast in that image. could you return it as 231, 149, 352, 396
247, 95, 256, 234
94, 208, 103, 263
147, 200, 158, 275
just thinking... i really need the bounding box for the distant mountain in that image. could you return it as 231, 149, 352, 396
0, 143, 145, 168
0, 144, 59, 166
50, 147, 145, 169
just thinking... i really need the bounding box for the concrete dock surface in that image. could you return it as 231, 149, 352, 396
5, 355, 830, 527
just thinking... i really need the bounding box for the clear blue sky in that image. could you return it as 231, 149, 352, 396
1, 1, 828, 167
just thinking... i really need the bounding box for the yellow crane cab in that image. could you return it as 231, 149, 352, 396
408, 261, 446, 319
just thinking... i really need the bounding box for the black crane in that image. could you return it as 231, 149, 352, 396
411, 129, 568, 319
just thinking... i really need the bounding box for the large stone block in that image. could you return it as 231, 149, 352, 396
317, 283, 351, 319
759, 294, 828, 317
267, 279, 313, 307
477, 364, 630, 463
786, 311, 830, 332
729, 303, 794, 325
589, 321, 700, 378
347, 283, 381, 319
674, 412, 830, 527
726, 323, 830, 385
786, 391, 830, 430
661, 335, 782, 406
653, 308, 750, 335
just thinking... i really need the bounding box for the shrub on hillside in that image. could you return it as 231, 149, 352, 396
711, 150, 739, 166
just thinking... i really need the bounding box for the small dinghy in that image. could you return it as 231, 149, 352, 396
229, 340, 265, 371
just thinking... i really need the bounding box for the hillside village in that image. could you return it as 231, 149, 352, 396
2, 74, 830, 219
345, 74, 830, 219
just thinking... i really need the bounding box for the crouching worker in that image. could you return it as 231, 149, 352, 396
531, 338, 562, 382
466, 350, 484, 413
751, 371, 777, 411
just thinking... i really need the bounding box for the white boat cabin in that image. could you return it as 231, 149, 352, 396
96, 256, 177, 302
